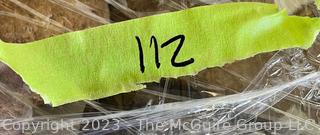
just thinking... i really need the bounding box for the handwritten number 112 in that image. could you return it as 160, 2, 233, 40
136, 35, 195, 73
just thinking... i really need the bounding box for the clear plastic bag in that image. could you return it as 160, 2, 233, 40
0, 0, 320, 134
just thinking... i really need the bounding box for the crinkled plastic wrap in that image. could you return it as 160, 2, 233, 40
0, 0, 320, 134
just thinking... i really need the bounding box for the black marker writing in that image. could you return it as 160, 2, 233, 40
136, 36, 145, 73
150, 36, 160, 69
136, 34, 194, 73
161, 35, 194, 67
